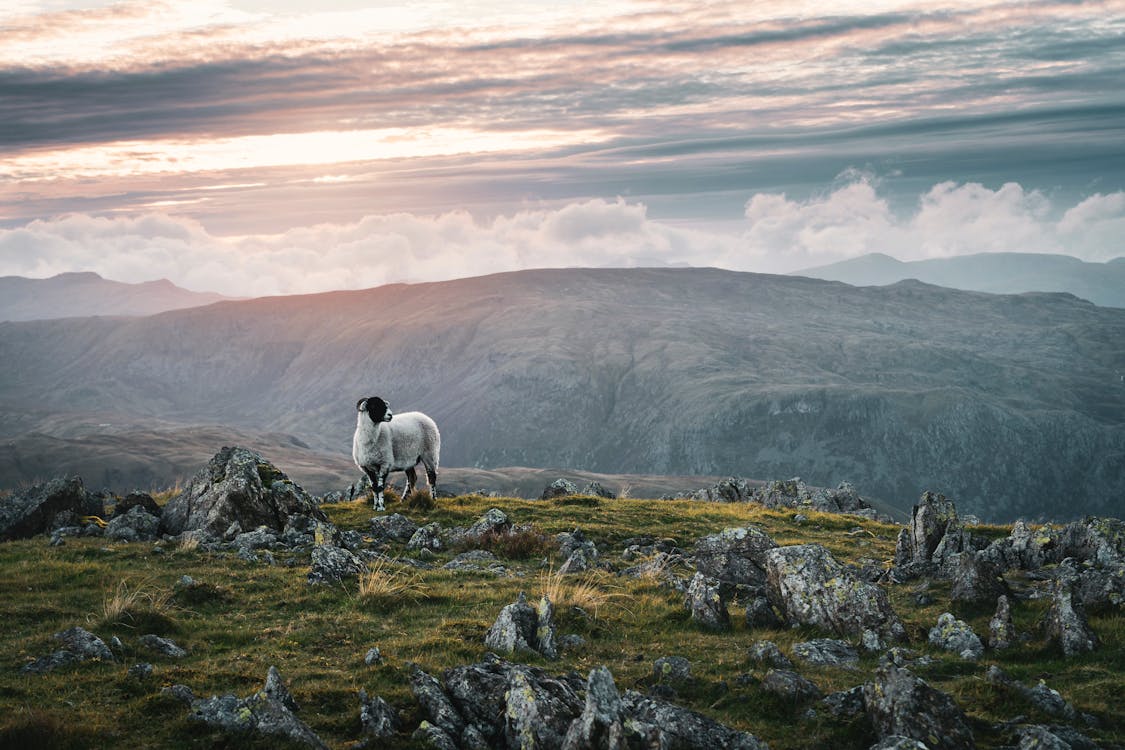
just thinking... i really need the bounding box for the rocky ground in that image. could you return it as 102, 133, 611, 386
1, 446, 1122, 749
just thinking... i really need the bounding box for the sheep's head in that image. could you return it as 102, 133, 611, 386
358, 396, 393, 424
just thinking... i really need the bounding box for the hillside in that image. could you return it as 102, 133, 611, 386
1, 267, 1123, 520
0, 272, 231, 321
794, 252, 1125, 308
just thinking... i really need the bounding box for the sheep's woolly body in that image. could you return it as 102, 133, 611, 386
352, 397, 440, 511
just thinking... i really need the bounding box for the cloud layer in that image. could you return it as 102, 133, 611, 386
2, 181, 1121, 296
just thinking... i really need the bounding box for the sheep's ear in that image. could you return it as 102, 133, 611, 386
356, 398, 368, 412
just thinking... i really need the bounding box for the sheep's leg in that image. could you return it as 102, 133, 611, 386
404, 466, 418, 498
371, 468, 390, 512
423, 460, 438, 499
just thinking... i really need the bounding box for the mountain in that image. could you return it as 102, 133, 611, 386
0, 272, 232, 321
1, 267, 1123, 521
793, 252, 1125, 308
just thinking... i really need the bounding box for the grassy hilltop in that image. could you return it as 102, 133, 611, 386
1, 491, 1122, 749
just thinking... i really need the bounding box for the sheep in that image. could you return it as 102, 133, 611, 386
352, 396, 440, 511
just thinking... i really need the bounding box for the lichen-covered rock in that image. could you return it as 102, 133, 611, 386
561, 666, 628, 750
232, 525, 279, 552
504, 665, 581, 749
745, 595, 785, 629
653, 656, 692, 684
541, 478, 579, 499
766, 544, 907, 643
927, 613, 983, 660
407, 522, 445, 551
464, 508, 511, 541
792, 639, 859, 669
863, 665, 976, 750
140, 634, 187, 658
536, 595, 559, 660
1015, 725, 1100, 750
910, 492, 959, 563
580, 481, 616, 499
869, 737, 930, 750
1007, 520, 1062, 570
685, 572, 730, 631
761, 668, 822, 702
558, 548, 592, 575
988, 595, 1015, 650
694, 526, 777, 586
105, 504, 161, 543
160, 447, 324, 539
357, 688, 400, 743
307, 544, 367, 585
1059, 516, 1125, 567
948, 552, 1009, 605
1043, 578, 1099, 657
619, 690, 769, 749
0, 476, 100, 541
821, 685, 866, 719
748, 640, 793, 669
369, 512, 419, 543
410, 665, 466, 739
984, 666, 1077, 722
484, 592, 558, 660
557, 528, 598, 566
189, 666, 328, 749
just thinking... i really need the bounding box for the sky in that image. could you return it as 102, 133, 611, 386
1, 0, 1123, 296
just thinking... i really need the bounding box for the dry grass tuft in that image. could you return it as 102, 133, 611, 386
357, 557, 428, 606
538, 566, 619, 620
474, 525, 557, 560
95, 578, 175, 632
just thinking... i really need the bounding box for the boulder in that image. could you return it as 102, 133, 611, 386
766, 544, 907, 643
685, 572, 730, 631
984, 666, 1077, 721
988, 595, 1015, 650
464, 508, 511, 541
113, 491, 161, 517
1043, 575, 1099, 657
619, 690, 769, 749
160, 447, 324, 539
927, 613, 983, 660
139, 634, 187, 658
21, 626, 115, 674
821, 685, 867, 719
745, 595, 785, 629
909, 491, 959, 563
580, 481, 616, 499
653, 656, 692, 684
369, 512, 419, 543
561, 666, 629, 750
357, 688, 400, 743
484, 592, 559, 660
694, 526, 777, 587
948, 552, 1010, 605
557, 528, 598, 562
105, 504, 161, 543
307, 544, 368, 585
0, 476, 100, 541
1015, 725, 1101, 750
189, 666, 327, 749
863, 665, 976, 750
541, 479, 579, 499
792, 638, 859, 669
761, 668, 822, 702
748, 640, 793, 669
407, 522, 445, 551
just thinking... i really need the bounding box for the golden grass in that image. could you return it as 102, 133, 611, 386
94, 577, 174, 630
537, 566, 620, 620
356, 557, 428, 606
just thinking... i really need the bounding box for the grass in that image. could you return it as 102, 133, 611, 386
0, 493, 1121, 749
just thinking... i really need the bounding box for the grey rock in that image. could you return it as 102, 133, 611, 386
580, 481, 616, 499
792, 639, 859, 669
0, 476, 98, 541
541, 478, 579, 500
21, 650, 81, 674
464, 508, 510, 541
985, 666, 1077, 721
412, 722, 459, 750
685, 572, 730, 630
879, 647, 934, 671
369, 512, 419, 542
653, 656, 692, 683
949, 552, 1010, 605
927, 613, 984, 660
410, 665, 466, 739
1044, 572, 1100, 656
559, 634, 586, 652
766, 544, 907, 643
128, 663, 154, 680
484, 592, 559, 660
558, 548, 593, 575
1015, 725, 1101, 750
761, 668, 822, 702
307, 544, 368, 585
745, 595, 785, 629
561, 666, 628, 750
443, 550, 507, 575
407, 522, 445, 551
1058, 516, 1125, 567
863, 665, 976, 750
55, 626, 114, 661
988, 594, 1015, 650
694, 526, 777, 586
869, 737, 930, 750
105, 504, 161, 542
748, 640, 793, 669
504, 665, 576, 749
557, 528, 599, 567
189, 666, 327, 749
821, 685, 866, 719
160, 447, 324, 539
162, 684, 195, 704
1008, 520, 1063, 570
364, 646, 383, 666
140, 634, 187, 658
232, 525, 279, 551
620, 689, 769, 749
910, 491, 959, 563
357, 688, 400, 742
894, 528, 914, 567
536, 595, 559, 661
113, 491, 161, 517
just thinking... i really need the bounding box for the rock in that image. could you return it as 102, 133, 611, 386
484, 592, 559, 659
464, 508, 510, 541
541, 478, 579, 500
561, 666, 629, 750
557, 528, 598, 562
653, 656, 692, 683
407, 522, 445, 551
21, 650, 81, 674
1015, 725, 1101, 750
104, 504, 161, 543
694, 526, 777, 586
792, 639, 859, 669
57, 626, 115, 661
410, 665, 466, 739
948, 552, 1010, 605
985, 666, 1077, 721
879, 647, 934, 671
364, 646, 383, 665
894, 528, 914, 567
558, 548, 593, 575
821, 685, 866, 719
619, 689, 769, 749
1071, 560, 1125, 613
580, 481, 616, 499
369, 512, 419, 542
307, 544, 368, 585
162, 684, 196, 704
140, 634, 187, 658
1059, 516, 1125, 567
863, 665, 976, 750
766, 544, 907, 643
504, 665, 579, 749
1043, 576, 1099, 656
412, 722, 458, 750
927, 613, 984, 660
160, 447, 324, 540
189, 666, 327, 749
357, 688, 400, 742
1008, 520, 1063, 570
113, 491, 161, 517
748, 640, 793, 669
232, 525, 279, 551
761, 668, 822, 702
745, 595, 785, 629
128, 663, 154, 680
869, 737, 930, 750
910, 492, 959, 563
988, 595, 1015, 650
685, 572, 730, 630
0, 476, 99, 541
443, 550, 507, 575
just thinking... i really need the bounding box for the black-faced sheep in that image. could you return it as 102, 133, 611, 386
352, 396, 440, 511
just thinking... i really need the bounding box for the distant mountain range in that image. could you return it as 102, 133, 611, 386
793, 252, 1125, 308
1, 267, 1123, 521
0, 272, 231, 321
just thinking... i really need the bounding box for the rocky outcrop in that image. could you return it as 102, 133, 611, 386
357, 688, 400, 744
863, 665, 976, 750
21, 626, 115, 674
307, 544, 368, 585
694, 526, 777, 587
792, 639, 859, 669
927, 613, 983, 660
685, 572, 730, 631
160, 447, 324, 539
1043, 572, 1099, 657
669, 477, 876, 517
484, 592, 559, 660
766, 544, 906, 644
105, 504, 161, 543
541, 479, 579, 500
189, 666, 327, 749
988, 595, 1016, 650
0, 476, 101, 541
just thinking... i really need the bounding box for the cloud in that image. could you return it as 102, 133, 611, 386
2, 181, 1122, 297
